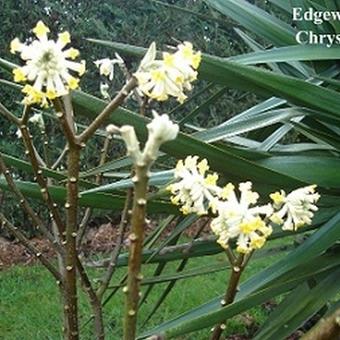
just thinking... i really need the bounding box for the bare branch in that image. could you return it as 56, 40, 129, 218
0, 213, 62, 282
52, 145, 68, 170
0, 153, 64, 255
53, 98, 77, 146
78, 77, 137, 143
0, 101, 20, 125
77, 133, 112, 247
76, 257, 104, 339
97, 188, 132, 299
20, 125, 65, 238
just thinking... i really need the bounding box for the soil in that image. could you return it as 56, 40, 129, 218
0, 218, 211, 269
0, 222, 120, 269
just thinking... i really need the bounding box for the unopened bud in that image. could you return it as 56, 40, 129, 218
106, 124, 119, 134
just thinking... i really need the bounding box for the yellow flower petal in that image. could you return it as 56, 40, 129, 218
270, 213, 283, 225
163, 52, 175, 67
151, 69, 166, 81
192, 52, 201, 69
181, 206, 190, 215
32, 21, 50, 38
58, 31, 71, 46
170, 196, 180, 205
220, 183, 235, 200
46, 89, 57, 100
65, 47, 79, 60
78, 60, 86, 76
67, 77, 79, 90
197, 158, 209, 175
10, 38, 21, 54
236, 245, 249, 254
13, 68, 26, 82
204, 173, 218, 186
270, 191, 285, 205
250, 236, 266, 249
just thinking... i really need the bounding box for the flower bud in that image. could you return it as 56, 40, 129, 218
120, 125, 142, 163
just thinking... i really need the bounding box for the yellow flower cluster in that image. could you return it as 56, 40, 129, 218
168, 156, 320, 254
134, 42, 201, 103
270, 185, 320, 231
210, 181, 273, 254
167, 156, 221, 216
10, 21, 85, 107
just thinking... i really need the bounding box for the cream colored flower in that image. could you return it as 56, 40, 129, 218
134, 41, 201, 103
15, 129, 22, 139
120, 113, 178, 167
167, 156, 221, 215
10, 21, 85, 106
28, 112, 45, 130
138, 42, 157, 70
135, 66, 187, 103
120, 125, 142, 164
270, 185, 320, 231
94, 54, 123, 81
210, 182, 273, 254
106, 124, 118, 135
145, 111, 178, 157
100, 82, 110, 99
142, 111, 179, 162
164, 42, 201, 84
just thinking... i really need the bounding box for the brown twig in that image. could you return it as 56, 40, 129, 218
76, 256, 104, 339
117, 57, 145, 110
53, 99, 77, 147
41, 130, 51, 167
76, 208, 92, 248
20, 124, 65, 239
0, 153, 64, 255
56, 95, 106, 339
0, 213, 62, 282
77, 133, 112, 247
52, 95, 81, 339
20, 105, 30, 124
123, 161, 150, 340
0, 101, 20, 125
78, 77, 137, 143
52, 145, 68, 170
63, 142, 81, 339
210, 253, 247, 340
97, 188, 133, 300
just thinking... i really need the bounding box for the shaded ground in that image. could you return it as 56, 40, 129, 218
0, 223, 121, 268
0, 218, 211, 269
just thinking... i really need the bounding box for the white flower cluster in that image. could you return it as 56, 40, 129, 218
134, 41, 201, 103
211, 182, 273, 254
270, 186, 320, 231
167, 156, 220, 215
94, 54, 124, 81
93, 54, 124, 100
168, 156, 320, 254
120, 112, 179, 167
10, 21, 85, 107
